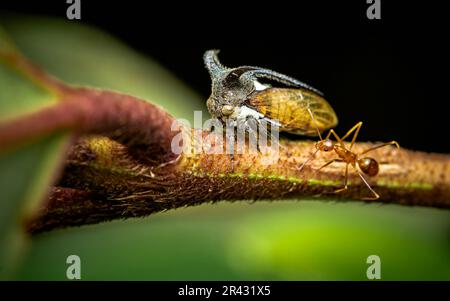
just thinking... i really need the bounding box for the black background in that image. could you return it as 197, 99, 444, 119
1, 1, 449, 153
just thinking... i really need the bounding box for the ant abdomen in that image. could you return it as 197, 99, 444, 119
357, 157, 379, 176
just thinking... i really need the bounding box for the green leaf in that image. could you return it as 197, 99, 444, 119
0, 56, 57, 121
16, 202, 450, 280
0, 27, 70, 277
0, 25, 16, 54
0, 134, 68, 278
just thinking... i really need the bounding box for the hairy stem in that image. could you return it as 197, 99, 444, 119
27, 134, 450, 233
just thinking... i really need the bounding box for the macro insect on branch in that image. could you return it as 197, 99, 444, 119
203, 50, 338, 137
1, 44, 450, 234
202, 50, 400, 200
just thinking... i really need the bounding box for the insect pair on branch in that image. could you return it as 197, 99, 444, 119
204, 50, 399, 200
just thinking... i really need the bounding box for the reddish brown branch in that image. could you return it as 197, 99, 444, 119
0, 86, 179, 164
26, 135, 450, 233
1, 51, 179, 164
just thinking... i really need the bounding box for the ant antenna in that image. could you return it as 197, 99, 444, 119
307, 105, 323, 141
298, 104, 323, 171
298, 146, 319, 171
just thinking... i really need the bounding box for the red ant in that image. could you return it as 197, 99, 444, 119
299, 108, 399, 200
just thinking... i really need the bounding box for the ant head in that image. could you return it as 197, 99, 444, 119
357, 157, 379, 176
316, 138, 334, 152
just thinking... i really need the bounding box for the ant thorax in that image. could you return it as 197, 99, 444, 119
334, 145, 357, 163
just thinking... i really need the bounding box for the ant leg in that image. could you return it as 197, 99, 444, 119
341, 122, 363, 150
298, 106, 322, 171
327, 129, 347, 149
307, 107, 323, 140
323, 123, 363, 147
327, 129, 342, 142
326, 122, 362, 150
298, 148, 320, 171
356, 170, 380, 200
359, 141, 400, 155
318, 158, 343, 171
334, 163, 349, 193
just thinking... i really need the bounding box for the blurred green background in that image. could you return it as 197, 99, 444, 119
1, 16, 450, 280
